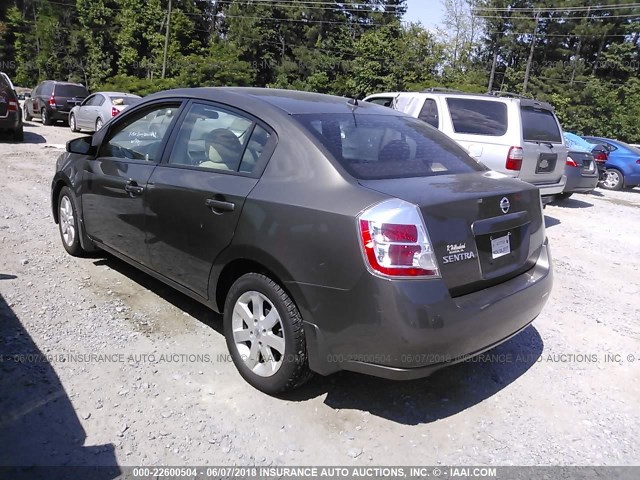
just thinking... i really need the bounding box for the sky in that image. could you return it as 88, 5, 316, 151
404, 0, 445, 30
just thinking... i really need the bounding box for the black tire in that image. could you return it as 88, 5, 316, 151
57, 187, 85, 256
69, 114, 79, 132
12, 125, 24, 142
555, 192, 573, 201
23, 105, 32, 121
600, 168, 624, 191
42, 108, 52, 126
223, 273, 312, 394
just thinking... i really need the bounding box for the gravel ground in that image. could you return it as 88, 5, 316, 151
1, 120, 639, 468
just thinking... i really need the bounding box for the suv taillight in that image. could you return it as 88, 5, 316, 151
506, 146, 523, 171
48, 96, 56, 106
358, 199, 439, 278
7, 101, 18, 112
112, 107, 119, 117
566, 156, 579, 167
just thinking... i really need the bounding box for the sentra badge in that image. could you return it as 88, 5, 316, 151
442, 243, 476, 264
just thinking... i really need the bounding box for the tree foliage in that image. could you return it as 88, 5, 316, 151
0, 0, 638, 141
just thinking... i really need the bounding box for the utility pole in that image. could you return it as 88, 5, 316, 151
488, 49, 498, 92
162, 0, 172, 79
523, 9, 541, 94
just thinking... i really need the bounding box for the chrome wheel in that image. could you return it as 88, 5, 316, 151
59, 195, 76, 247
232, 291, 285, 377
602, 170, 622, 190
95, 118, 103, 131
69, 114, 76, 132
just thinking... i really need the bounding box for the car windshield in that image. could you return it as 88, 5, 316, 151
295, 113, 486, 180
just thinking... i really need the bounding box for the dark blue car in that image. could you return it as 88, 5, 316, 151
583, 136, 640, 190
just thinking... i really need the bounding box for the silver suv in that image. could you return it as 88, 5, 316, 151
364, 90, 567, 201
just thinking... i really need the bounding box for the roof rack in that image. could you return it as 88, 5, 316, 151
421, 87, 464, 93
487, 91, 532, 99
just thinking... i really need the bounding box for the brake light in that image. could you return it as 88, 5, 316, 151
506, 146, 523, 171
48, 96, 56, 106
593, 151, 607, 162
636, 159, 640, 165
358, 199, 439, 278
111, 107, 119, 117
566, 156, 579, 167
7, 101, 18, 112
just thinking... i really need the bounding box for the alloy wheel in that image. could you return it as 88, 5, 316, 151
603, 170, 622, 190
59, 195, 76, 247
231, 291, 285, 377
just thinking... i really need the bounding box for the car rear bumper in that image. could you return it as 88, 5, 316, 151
536, 175, 567, 197
563, 167, 599, 193
49, 108, 71, 121
300, 241, 553, 379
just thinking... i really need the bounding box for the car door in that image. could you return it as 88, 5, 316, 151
82, 101, 183, 267
144, 101, 276, 297
87, 94, 105, 129
76, 94, 94, 128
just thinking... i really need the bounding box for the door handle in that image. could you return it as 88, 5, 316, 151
205, 198, 235, 212
124, 180, 144, 196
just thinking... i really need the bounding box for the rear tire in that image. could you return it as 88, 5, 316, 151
23, 105, 32, 121
12, 125, 24, 142
69, 114, 79, 132
600, 169, 623, 191
223, 273, 312, 394
555, 192, 573, 201
95, 118, 103, 132
42, 108, 52, 126
57, 187, 85, 257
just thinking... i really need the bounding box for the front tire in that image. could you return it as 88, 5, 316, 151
601, 169, 624, 191
57, 187, 85, 256
555, 192, 573, 201
42, 108, 52, 126
69, 114, 79, 132
223, 273, 312, 394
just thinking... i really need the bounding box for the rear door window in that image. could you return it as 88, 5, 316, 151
446, 98, 508, 136
295, 113, 485, 180
521, 107, 562, 143
418, 99, 439, 128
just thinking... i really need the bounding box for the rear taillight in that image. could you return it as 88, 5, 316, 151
48, 96, 56, 106
566, 156, 579, 167
506, 146, 523, 171
7, 101, 18, 112
636, 159, 640, 165
593, 151, 607, 162
358, 199, 439, 278
111, 107, 119, 117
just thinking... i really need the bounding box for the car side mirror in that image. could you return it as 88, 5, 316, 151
67, 136, 96, 156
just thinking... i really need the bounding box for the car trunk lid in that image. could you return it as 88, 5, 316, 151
359, 171, 545, 296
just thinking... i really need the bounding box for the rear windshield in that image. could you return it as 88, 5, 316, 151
110, 96, 139, 106
447, 98, 508, 136
521, 107, 562, 143
55, 84, 88, 98
295, 113, 486, 180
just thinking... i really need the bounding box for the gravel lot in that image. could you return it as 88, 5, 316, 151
1, 120, 639, 468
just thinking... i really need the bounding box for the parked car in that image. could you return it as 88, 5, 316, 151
23, 80, 89, 126
563, 132, 609, 188
556, 133, 598, 200
51, 88, 553, 394
69, 92, 141, 133
363, 89, 567, 203
0, 72, 23, 141
583, 136, 640, 190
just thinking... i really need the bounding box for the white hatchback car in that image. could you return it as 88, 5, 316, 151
365, 90, 568, 202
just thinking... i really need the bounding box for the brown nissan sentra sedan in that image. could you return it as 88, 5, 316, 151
51, 88, 553, 394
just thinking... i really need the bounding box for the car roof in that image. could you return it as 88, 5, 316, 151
96, 91, 141, 97
370, 90, 555, 110
147, 87, 401, 116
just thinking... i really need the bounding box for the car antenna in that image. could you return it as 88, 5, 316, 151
346, 97, 359, 126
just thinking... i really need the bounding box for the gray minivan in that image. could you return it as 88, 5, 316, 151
365, 90, 568, 202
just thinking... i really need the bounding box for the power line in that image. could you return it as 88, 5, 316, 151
474, 3, 640, 12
